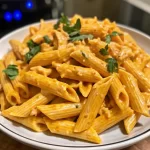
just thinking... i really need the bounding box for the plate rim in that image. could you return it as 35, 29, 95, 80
0, 20, 150, 150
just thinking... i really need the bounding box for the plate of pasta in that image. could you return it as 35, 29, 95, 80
0, 14, 150, 150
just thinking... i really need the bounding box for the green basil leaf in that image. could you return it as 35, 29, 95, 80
25, 45, 41, 63
27, 40, 37, 49
111, 31, 122, 36
43, 35, 51, 44
69, 31, 80, 37
105, 58, 118, 73
70, 34, 93, 41
63, 18, 81, 35
54, 13, 70, 29
100, 44, 109, 56
3, 64, 19, 80
100, 48, 108, 55
105, 35, 111, 44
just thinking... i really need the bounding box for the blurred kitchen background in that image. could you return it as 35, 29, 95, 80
0, 0, 150, 37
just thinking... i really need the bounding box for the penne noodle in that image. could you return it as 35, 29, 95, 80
51, 97, 67, 104
4, 51, 30, 99
29, 47, 75, 67
10, 93, 55, 117
123, 59, 150, 92
142, 92, 150, 109
109, 73, 129, 110
0, 60, 20, 105
93, 106, 133, 134
0, 92, 10, 111
30, 66, 52, 77
79, 81, 92, 97
21, 71, 80, 103
37, 102, 82, 120
124, 112, 141, 134
9, 40, 29, 60
74, 76, 112, 132
44, 117, 101, 144
53, 63, 102, 82
58, 78, 79, 89
28, 85, 41, 98
119, 69, 149, 116
70, 49, 109, 77
53, 30, 69, 49
2, 107, 48, 132
4, 51, 16, 67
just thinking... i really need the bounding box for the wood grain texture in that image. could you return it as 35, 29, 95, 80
0, 131, 149, 150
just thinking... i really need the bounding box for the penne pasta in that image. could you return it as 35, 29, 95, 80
53, 63, 102, 82
79, 81, 92, 97
119, 69, 149, 116
93, 106, 133, 134
142, 92, 150, 109
10, 93, 55, 117
9, 40, 29, 60
2, 107, 48, 132
51, 97, 67, 104
29, 47, 75, 67
37, 102, 82, 120
30, 66, 52, 76
109, 73, 129, 110
0, 60, 20, 105
74, 76, 112, 132
0, 92, 10, 111
124, 112, 141, 134
4, 51, 30, 99
44, 117, 101, 144
70, 49, 109, 77
21, 71, 79, 102
123, 59, 150, 92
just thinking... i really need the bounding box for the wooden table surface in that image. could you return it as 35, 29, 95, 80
0, 131, 149, 150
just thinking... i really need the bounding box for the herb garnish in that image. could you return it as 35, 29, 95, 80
63, 18, 81, 35
43, 35, 51, 44
54, 14, 93, 41
25, 45, 41, 63
27, 39, 37, 49
111, 31, 122, 37
3, 64, 19, 80
105, 58, 118, 73
100, 44, 109, 56
54, 13, 70, 29
70, 34, 93, 42
105, 31, 122, 44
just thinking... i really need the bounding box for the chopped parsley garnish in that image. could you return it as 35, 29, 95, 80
43, 35, 51, 44
63, 18, 81, 35
81, 51, 88, 59
54, 14, 93, 41
105, 58, 118, 73
3, 64, 19, 80
70, 34, 93, 42
25, 45, 41, 63
105, 31, 122, 44
111, 31, 122, 37
105, 35, 111, 44
100, 44, 109, 56
54, 13, 70, 29
27, 40, 37, 49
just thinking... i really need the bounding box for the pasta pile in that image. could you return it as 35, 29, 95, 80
0, 14, 150, 144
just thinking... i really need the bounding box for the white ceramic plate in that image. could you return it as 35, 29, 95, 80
0, 21, 150, 150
